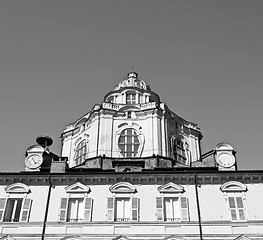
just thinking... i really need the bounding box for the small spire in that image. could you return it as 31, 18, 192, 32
127, 67, 138, 79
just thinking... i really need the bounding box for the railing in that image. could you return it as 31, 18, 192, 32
3, 218, 19, 222
102, 102, 157, 111
115, 218, 130, 222
165, 218, 181, 222
140, 102, 156, 110
67, 218, 84, 222
102, 102, 122, 111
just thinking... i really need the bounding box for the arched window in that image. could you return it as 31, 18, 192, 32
74, 140, 87, 166
171, 137, 187, 165
118, 129, 140, 157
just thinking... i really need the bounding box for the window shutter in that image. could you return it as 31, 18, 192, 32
181, 197, 189, 221
107, 197, 115, 221
58, 198, 68, 222
156, 197, 164, 221
0, 198, 6, 222
228, 197, 237, 221
236, 197, 246, 221
84, 198, 93, 222
131, 197, 139, 221
20, 198, 32, 222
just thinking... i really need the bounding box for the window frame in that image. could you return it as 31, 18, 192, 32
0, 183, 32, 223
74, 139, 87, 166
126, 92, 137, 105
107, 182, 139, 222
118, 128, 140, 158
58, 182, 93, 223
220, 181, 248, 222
107, 196, 139, 222
227, 194, 247, 222
171, 136, 188, 165
58, 196, 93, 223
156, 195, 189, 222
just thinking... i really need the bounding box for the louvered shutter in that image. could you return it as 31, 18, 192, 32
236, 197, 246, 221
131, 197, 139, 221
228, 197, 237, 221
0, 198, 7, 222
84, 198, 93, 222
58, 198, 68, 222
156, 197, 164, 221
20, 198, 32, 222
107, 197, 115, 221
181, 197, 189, 221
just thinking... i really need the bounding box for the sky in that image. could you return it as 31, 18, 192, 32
0, 0, 263, 172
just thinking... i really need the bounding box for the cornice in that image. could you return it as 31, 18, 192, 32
0, 170, 262, 186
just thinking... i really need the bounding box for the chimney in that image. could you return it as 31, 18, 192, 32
50, 157, 67, 173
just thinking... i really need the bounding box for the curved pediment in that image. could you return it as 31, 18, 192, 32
112, 235, 131, 240
4, 183, 30, 194
220, 181, 247, 192
110, 182, 136, 193
26, 144, 44, 154
163, 236, 185, 240
158, 182, 184, 193
65, 182, 90, 193
61, 236, 84, 240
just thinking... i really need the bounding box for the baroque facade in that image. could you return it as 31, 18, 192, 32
0, 72, 262, 240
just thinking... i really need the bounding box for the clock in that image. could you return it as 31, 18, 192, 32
25, 154, 43, 169
216, 152, 235, 168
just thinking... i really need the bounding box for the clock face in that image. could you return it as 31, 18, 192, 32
217, 153, 235, 168
25, 154, 43, 169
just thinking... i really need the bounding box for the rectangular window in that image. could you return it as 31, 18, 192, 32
116, 198, 130, 221
58, 197, 93, 222
156, 196, 189, 221
107, 197, 139, 222
126, 93, 136, 104
228, 196, 246, 221
0, 198, 32, 222
164, 197, 180, 221
67, 198, 84, 222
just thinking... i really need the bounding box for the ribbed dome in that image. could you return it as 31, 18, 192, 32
114, 72, 149, 91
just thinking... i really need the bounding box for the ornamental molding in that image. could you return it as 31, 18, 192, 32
158, 182, 184, 193
115, 123, 144, 158
163, 236, 186, 240
61, 236, 84, 240
220, 181, 247, 192
109, 182, 136, 193
4, 182, 30, 194
65, 182, 90, 193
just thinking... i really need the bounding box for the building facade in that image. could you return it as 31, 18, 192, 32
0, 72, 262, 240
